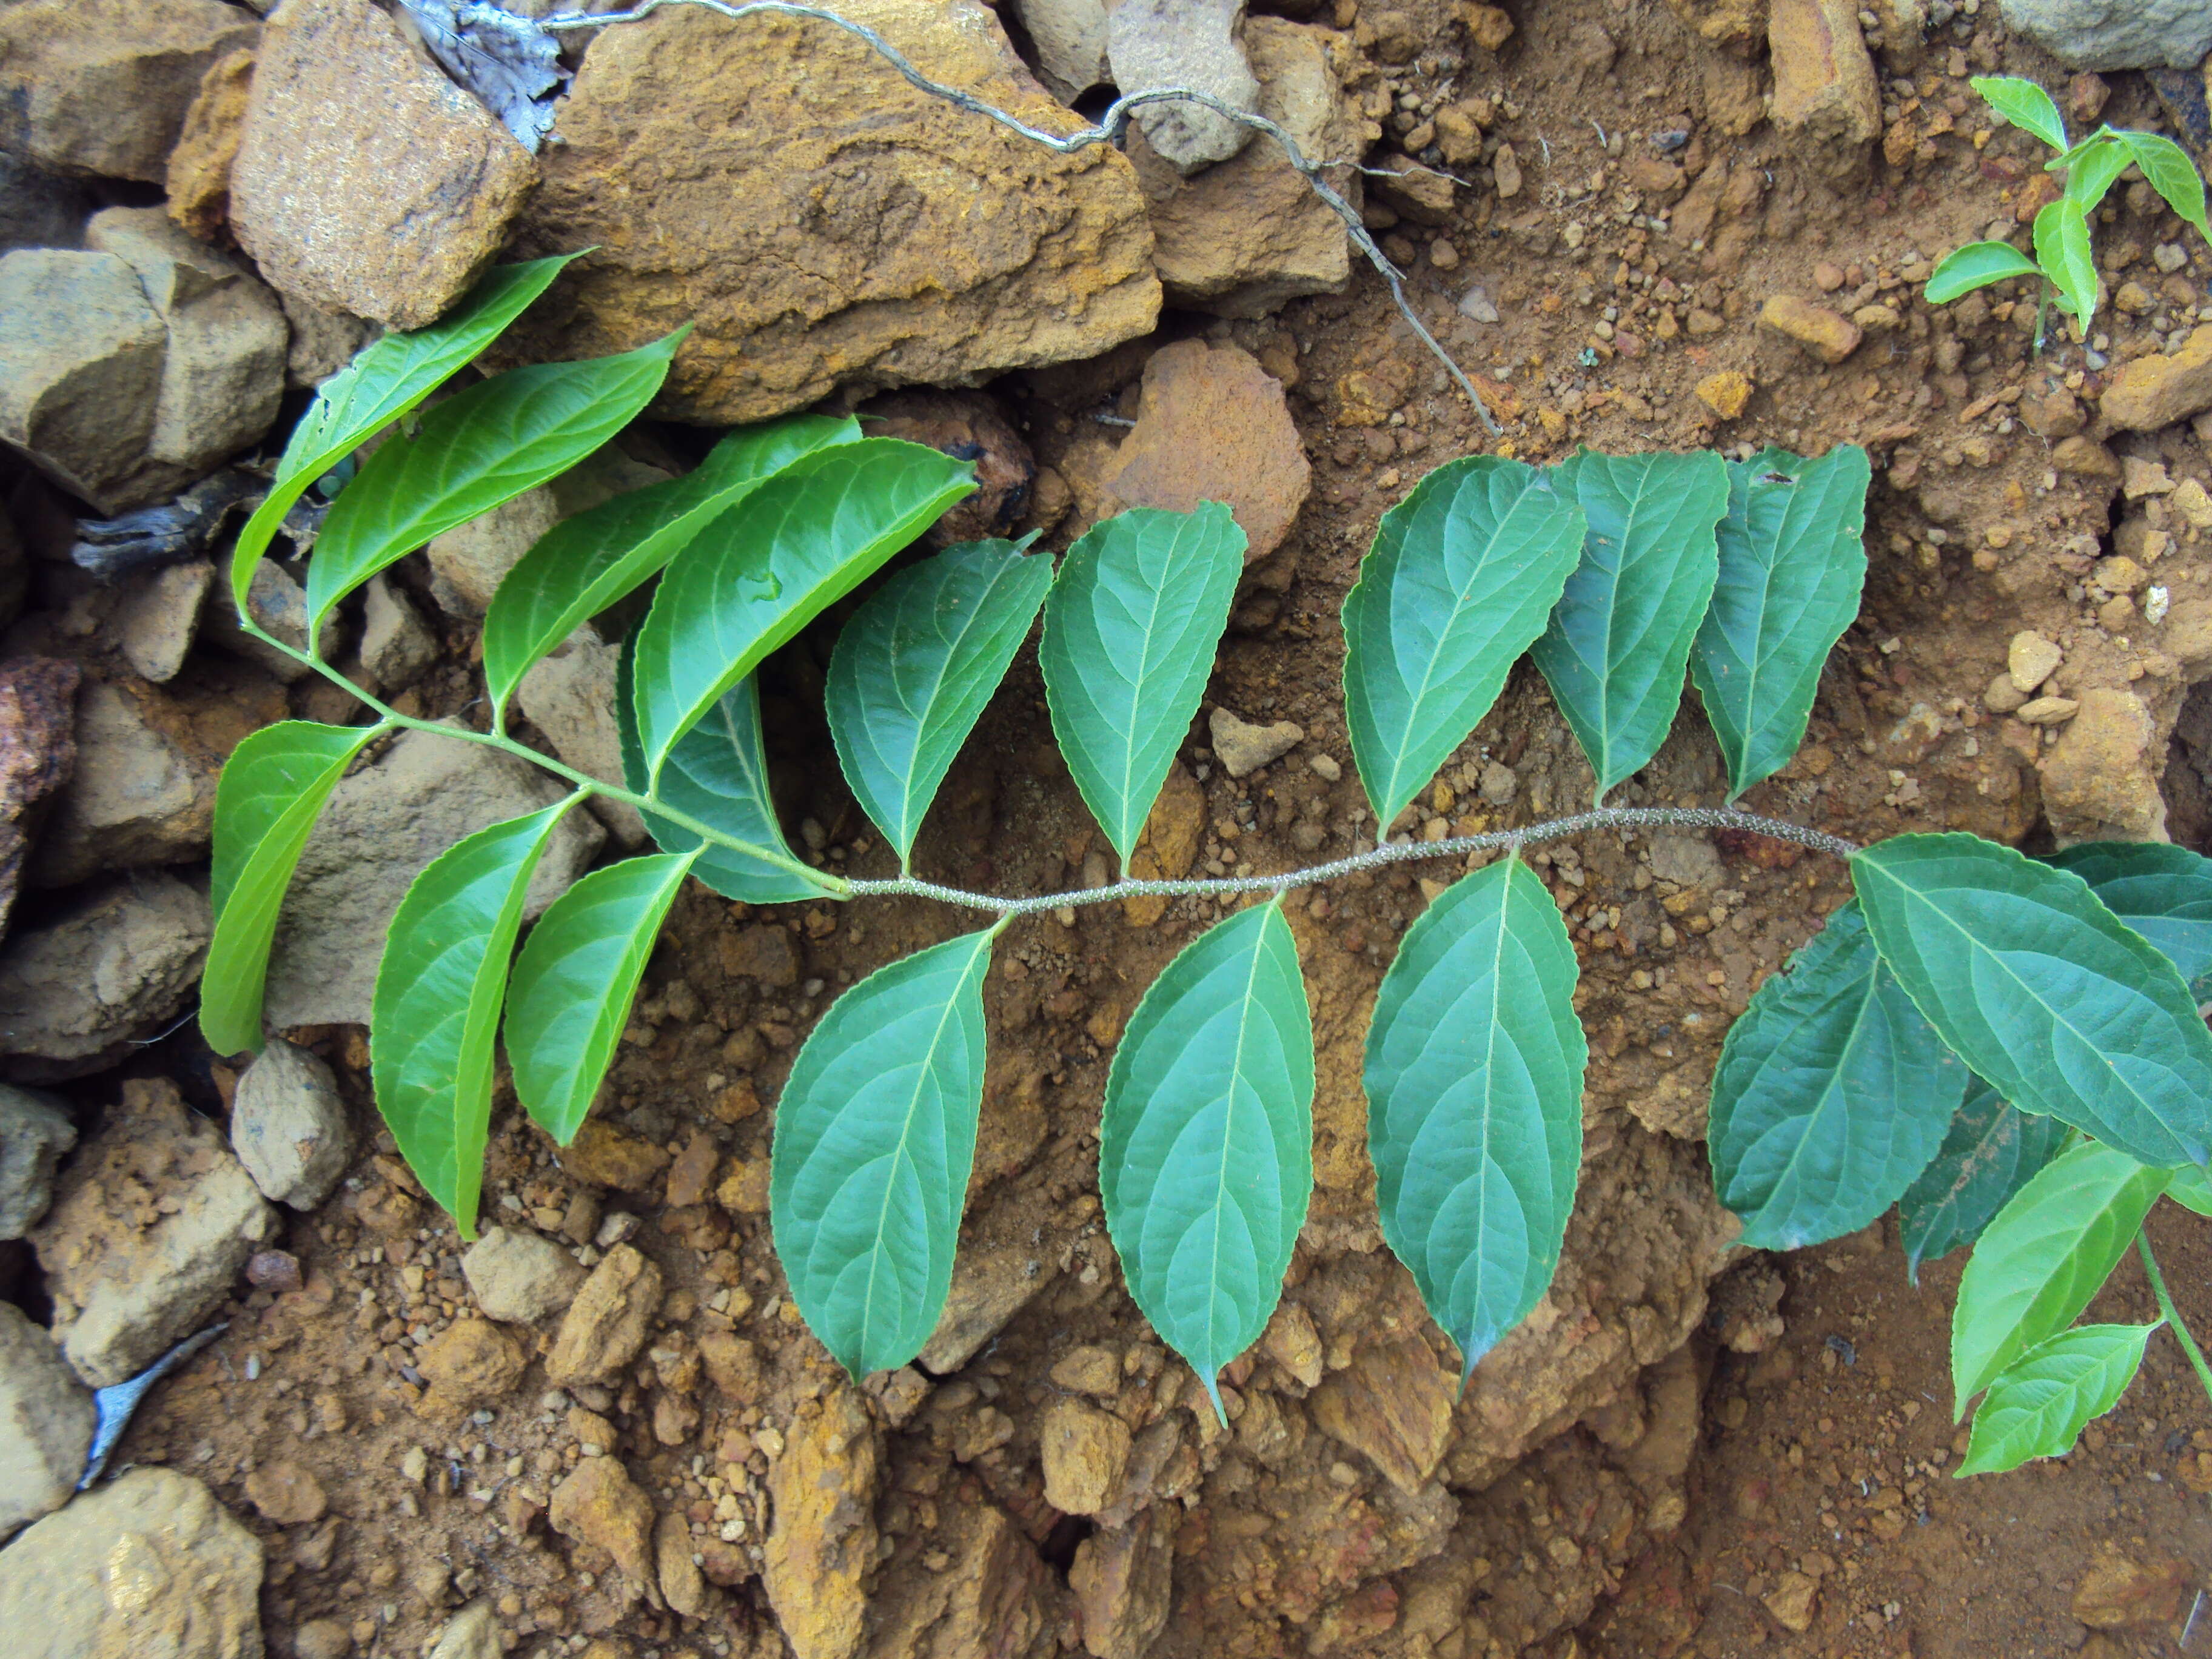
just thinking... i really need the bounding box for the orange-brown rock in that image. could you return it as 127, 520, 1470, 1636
1767, 0, 1881, 150
765, 1388, 879, 1659
546, 1244, 663, 1386
2102, 326, 2212, 431
165, 49, 253, 243
549, 1456, 661, 1607
1310, 1325, 1457, 1495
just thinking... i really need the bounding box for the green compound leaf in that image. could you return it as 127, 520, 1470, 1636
771, 927, 996, 1378
2043, 840, 2212, 996
1949, 1141, 2168, 1416
200, 720, 387, 1056
1852, 833, 2212, 1171
1972, 75, 2067, 153
2117, 130, 2212, 243
1898, 1076, 2071, 1282
1689, 445, 1871, 800
2034, 198, 2099, 325
505, 850, 700, 1146
306, 332, 683, 630
631, 438, 974, 784
1925, 243, 2044, 303
1039, 504, 1245, 866
1530, 449, 1729, 803
1101, 899, 1314, 1418
1366, 856, 1586, 1381
483, 415, 860, 716
1957, 1322, 2157, 1477
1342, 456, 1586, 831
614, 633, 830, 905
2063, 135, 2133, 218
1709, 902, 1968, 1252
372, 798, 578, 1241
234, 254, 576, 611
828, 539, 1053, 868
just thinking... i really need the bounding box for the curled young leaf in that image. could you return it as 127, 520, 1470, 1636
1925, 242, 2044, 304
1897, 1076, 2071, 1282
1366, 856, 1586, 1380
771, 927, 996, 1378
1039, 504, 1245, 868
1708, 902, 1966, 1252
201, 719, 389, 1056
1342, 456, 1585, 831
1957, 1322, 2157, 1476
1101, 900, 1314, 1418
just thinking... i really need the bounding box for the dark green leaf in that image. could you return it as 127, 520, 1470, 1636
372, 798, 579, 1239
1898, 1077, 2071, 1282
2117, 130, 2211, 242
1925, 243, 2044, 303
1101, 900, 1313, 1417
1689, 444, 1871, 799
1971, 75, 2067, 152
201, 720, 387, 1056
1852, 833, 2212, 1171
233, 255, 575, 610
1949, 1140, 2167, 1415
505, 850, 699, 1145
1709, 902, 1967, 1251
828, 540, 1053, 868
1342, 456, 1586, 830
305, 332, 684, 629
631, 438, 973, 782
2043, 840, 2212, 995
1957, 1322, 2158, 1476
482, 415, 860, 716
1038, 504, 1245, 866
1366, 856, 1586, 1379
771, 927, 996, 1377
1531, 449, 1730, 803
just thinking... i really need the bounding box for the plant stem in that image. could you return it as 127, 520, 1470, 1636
2033, 282, 2051, 357
2138, 1232, 2212, 1409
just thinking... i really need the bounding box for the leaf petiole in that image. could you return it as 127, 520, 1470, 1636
2137, 1232, 2212, 1408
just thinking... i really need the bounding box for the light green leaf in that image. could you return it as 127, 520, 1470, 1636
306, 332, 683, 630
2168, 1165, 2212, 1215
1957, 1323, 2157, 1476
1898, 1076, 2071, 1282
827, 539, 1053, 868
233, 255, 575, 610
1341, 456, 1586, 831
1366, 856, 1586, 1380
1689, 444, 1871, 799
2043, 840, 2212, 996
1852, 833, 2212, 1171
482, 415, 860, 716
1038, 504, 1245, 866
371, 798, 578, 1240
1709, 902, 1967, 1251
1531, 449, 1730, 803
1925, 243, 2045, 303
631, 438, 974, 783
1949, 1140, 2168, 1416
1101, 899, 1314, 1418
2118, 130, 2211, 243
614, 634, 830, 905
200, 720, 387, 1056
2034, 198, 2099, 326
504, 850, 700, 1145
771, 927, 996, 1378
1971, 75, 2068, 152
2063, 135, 2133, 217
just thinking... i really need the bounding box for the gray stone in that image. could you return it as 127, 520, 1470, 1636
919, 1232, 1058, 1373
358, 574, 438, 695
0, 1467, 264, 1659
518, 629, 647, 846
84, 207, 287, 472
0, 155, 88, 255
230, 1037, 350, 1209
0, 1301, 93, 1540
1208, 706, 1303, 778
115, 560, 213, 683
0, 0, 259, 183
462, 1225, 586, 1324
264, 726, 604, 1027
0, 249, 186, 514
0, 873, 210, 1074
1107, 0, 1261, 175
30, 678, 216, 886
428, 1602, 504, 1659
230, 0, 536, 329
0, 1085, 75, 1238
426, 446, 669, 618
1997, 0, 2212, 70
279, 289, 372, 389
1014, 0, 1110, 101
32, 1077, 276, 1387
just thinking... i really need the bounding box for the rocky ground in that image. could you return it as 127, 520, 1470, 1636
2, 0, 2211, 1657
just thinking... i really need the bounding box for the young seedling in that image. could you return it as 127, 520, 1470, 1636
1926, 76, 2211, 353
